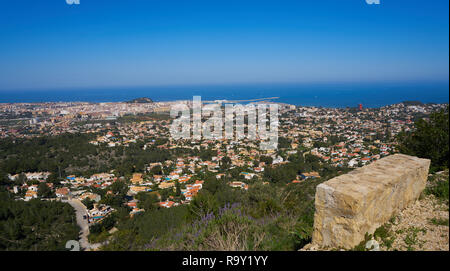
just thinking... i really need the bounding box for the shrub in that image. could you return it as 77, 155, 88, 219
397, 106, 449, 172
425, 173, 449, 204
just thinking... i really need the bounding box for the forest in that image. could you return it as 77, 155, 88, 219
0, 133, 173, 178
0, 188, 80, 251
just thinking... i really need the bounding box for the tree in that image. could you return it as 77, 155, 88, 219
397, 106, 449, 172
82, 198, 94, 210
47, 173, 60, 185
260, 156, 273, 165
188, 190, 218, 218
111, 180, 129, 196
136, 192, 159, 211
278, 137, 291, 149
37, 183, 54, 198
0, 190, 79, 251
0, 170, 8, 186
175, 180, 181, 197
16, 173, 27, 185
159, 189, 170, 202
202, 176, 227, 195
150, 165, 162, 175
220, 156, 232, 170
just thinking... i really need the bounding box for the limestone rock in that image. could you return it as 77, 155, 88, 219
311, 154, 431, 249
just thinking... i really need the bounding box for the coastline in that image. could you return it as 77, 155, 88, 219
0, 82, 448, 108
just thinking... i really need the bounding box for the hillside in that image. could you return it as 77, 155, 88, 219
377, 170, 449, 251
302, 170, 449, 251
125, 97, 153, 104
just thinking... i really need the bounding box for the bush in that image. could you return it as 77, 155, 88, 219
397, 106, 449, 172
178, 205, 264, 251
425, 173, 449, 204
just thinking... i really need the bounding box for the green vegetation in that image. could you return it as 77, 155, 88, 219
397, 106, 449, 172
116, 112, 170, 123
403, 227, 427, 251
352, 223, 396, 251
88, 215, 116, 243
37, 182, 54, 199
82, 198, 94, 210
3, 104, 445, 251
100, 180, 129, 208
425, 172, 449, 204
0, 133, 172, 178
102, 162, 348, 251
88, 230, 110, 244
429, 218, 449, 227
373, 224, 396, 249
135, 192, 159, 211
0, 189, 79, 251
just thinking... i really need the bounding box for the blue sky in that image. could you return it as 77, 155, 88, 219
0, 0, 448, 90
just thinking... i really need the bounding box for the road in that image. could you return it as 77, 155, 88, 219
65, 199, 102, 251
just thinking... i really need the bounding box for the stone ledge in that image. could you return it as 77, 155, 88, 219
311, 154, 431, 249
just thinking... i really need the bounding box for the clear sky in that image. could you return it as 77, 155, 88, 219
0, 0, 448, 91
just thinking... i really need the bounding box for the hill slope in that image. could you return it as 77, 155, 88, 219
125, 97, 153, 103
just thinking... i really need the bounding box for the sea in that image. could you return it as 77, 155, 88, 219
0, 82, 448, 108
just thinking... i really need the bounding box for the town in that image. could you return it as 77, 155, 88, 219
0, 98, 447, 250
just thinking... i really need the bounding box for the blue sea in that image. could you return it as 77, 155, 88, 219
0, 82, 448, 108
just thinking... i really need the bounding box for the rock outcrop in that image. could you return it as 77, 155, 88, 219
311, 154, 431, 249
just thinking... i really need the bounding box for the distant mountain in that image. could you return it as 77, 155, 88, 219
126, 97, 153, 104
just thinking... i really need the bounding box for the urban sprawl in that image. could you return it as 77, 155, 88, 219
0, 98, 446, 247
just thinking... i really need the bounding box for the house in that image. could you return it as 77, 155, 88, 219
55, 187, 71, 198
348, 159, 359, 167
229, 181, 248, 190
130, 208, 145, 217
216, 173, 225, 179
184, 193, 194, 201
194, 180, 204, 187
88, 204, 114, 223
90, 173, 114, 181
28, 185, 38, 192
129, 186, 151, 194
78, 192, 101, 202
299, 171, 320, 180
25, 172, 51, 181
66, 175, 76, 181
272, 156, 284, 164
24, 190, 37, 201
254, 167, 264, 173
178, 176, 191, 183
158, 182, 175, 189
126, 199, 138, 208
131, 173, 143, 184
169, 172, 180, 180
304, 171, 320, 178
361, 157, 371, 164
67, 176, 85, 184
152, 175, 162, 182
240, 172, 256, 180
159, 200, 175, 208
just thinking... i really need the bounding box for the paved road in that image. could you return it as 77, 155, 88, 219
65, 199, 102, 251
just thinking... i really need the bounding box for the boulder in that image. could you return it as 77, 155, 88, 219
311, 154, 430, 249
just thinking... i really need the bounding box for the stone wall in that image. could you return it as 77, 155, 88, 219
311, 154, 431, 249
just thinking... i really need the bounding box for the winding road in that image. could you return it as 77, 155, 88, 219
64, 199, 102, 251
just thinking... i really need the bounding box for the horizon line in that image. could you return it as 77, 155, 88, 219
0, 79, 449, 93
